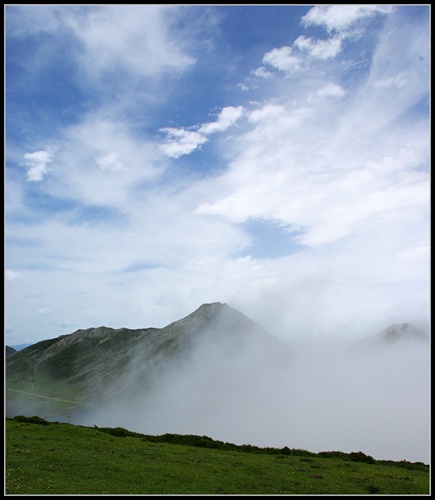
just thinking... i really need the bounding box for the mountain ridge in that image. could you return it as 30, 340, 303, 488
6, 302, 289, 419
6, 304, 428, 423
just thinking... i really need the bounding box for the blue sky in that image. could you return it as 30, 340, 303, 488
5, 5, 430, 346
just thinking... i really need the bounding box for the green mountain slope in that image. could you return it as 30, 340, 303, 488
6, 302, 291, 419
5, 417, 429, 495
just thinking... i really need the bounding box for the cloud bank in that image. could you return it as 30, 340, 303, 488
70, 323, 430, 464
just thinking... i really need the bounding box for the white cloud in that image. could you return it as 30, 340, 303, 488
21, 150, 53, 182
294, 35, 343, 60
301, 5, 393, 33
373, 71, 412, 88
262, 46, 302, 73
248, 104, 285, 124
316, 82, 347, 98
37, 306, 52, 316
51, 116, 162, 206
237, 82, 250, 91
5, 324, 16, 335
160, 106, 244, 158
5, 5, 71, 37
262, 6, 386, 79
66, 6, 195, 79
7, 5, 195, 82
96, 151, 126, 173
262, 6, 390, 79
250, 66, 273, 79
6, 270, 21, 281
199, 106, 244, 135
398, 243, 429, 263
159, 128, 208, 158
194, 9, 429, 252
196, 99, 429, 246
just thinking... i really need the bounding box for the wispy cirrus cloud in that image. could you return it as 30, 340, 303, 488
67, 5, 196, 81
7, 5, 195, 80
195, 6, 429, 259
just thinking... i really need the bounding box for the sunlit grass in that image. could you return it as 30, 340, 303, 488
5, 418, 429, 495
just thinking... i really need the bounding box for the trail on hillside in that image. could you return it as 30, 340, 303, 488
6, 389, 87, 405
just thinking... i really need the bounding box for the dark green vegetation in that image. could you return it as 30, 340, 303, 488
6, 417, 429, 495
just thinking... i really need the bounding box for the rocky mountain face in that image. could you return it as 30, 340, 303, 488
6, 302, 291, 420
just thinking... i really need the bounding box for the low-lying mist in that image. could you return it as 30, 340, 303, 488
68, 326, 430, 465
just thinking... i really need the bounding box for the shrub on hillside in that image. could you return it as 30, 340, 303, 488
98, 426, 139, 438
349, 451, 376, 464
13, 415, 50, 425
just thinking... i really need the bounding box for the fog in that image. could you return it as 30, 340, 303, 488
68, 323, 430, 465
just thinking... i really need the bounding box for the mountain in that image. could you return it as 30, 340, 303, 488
6, 302, 291, 420
6, 346, 17, 357
11, 343, 33, 352
350, 323, 429, 352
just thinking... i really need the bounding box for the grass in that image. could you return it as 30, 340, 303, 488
5, 417, 430, 495
6, 376, 88, 419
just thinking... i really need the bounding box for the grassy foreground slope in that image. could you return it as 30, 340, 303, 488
5, 418, 429, 495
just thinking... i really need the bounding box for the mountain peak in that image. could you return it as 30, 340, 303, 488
351, 322, 428, 351
164, 302, 258, 339
380, 323, 427, 343
194, 302, 228, 314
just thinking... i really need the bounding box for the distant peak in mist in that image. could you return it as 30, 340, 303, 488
351, 322, 428, 351
373, 323, 428, 343
380, 323, 428, 342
